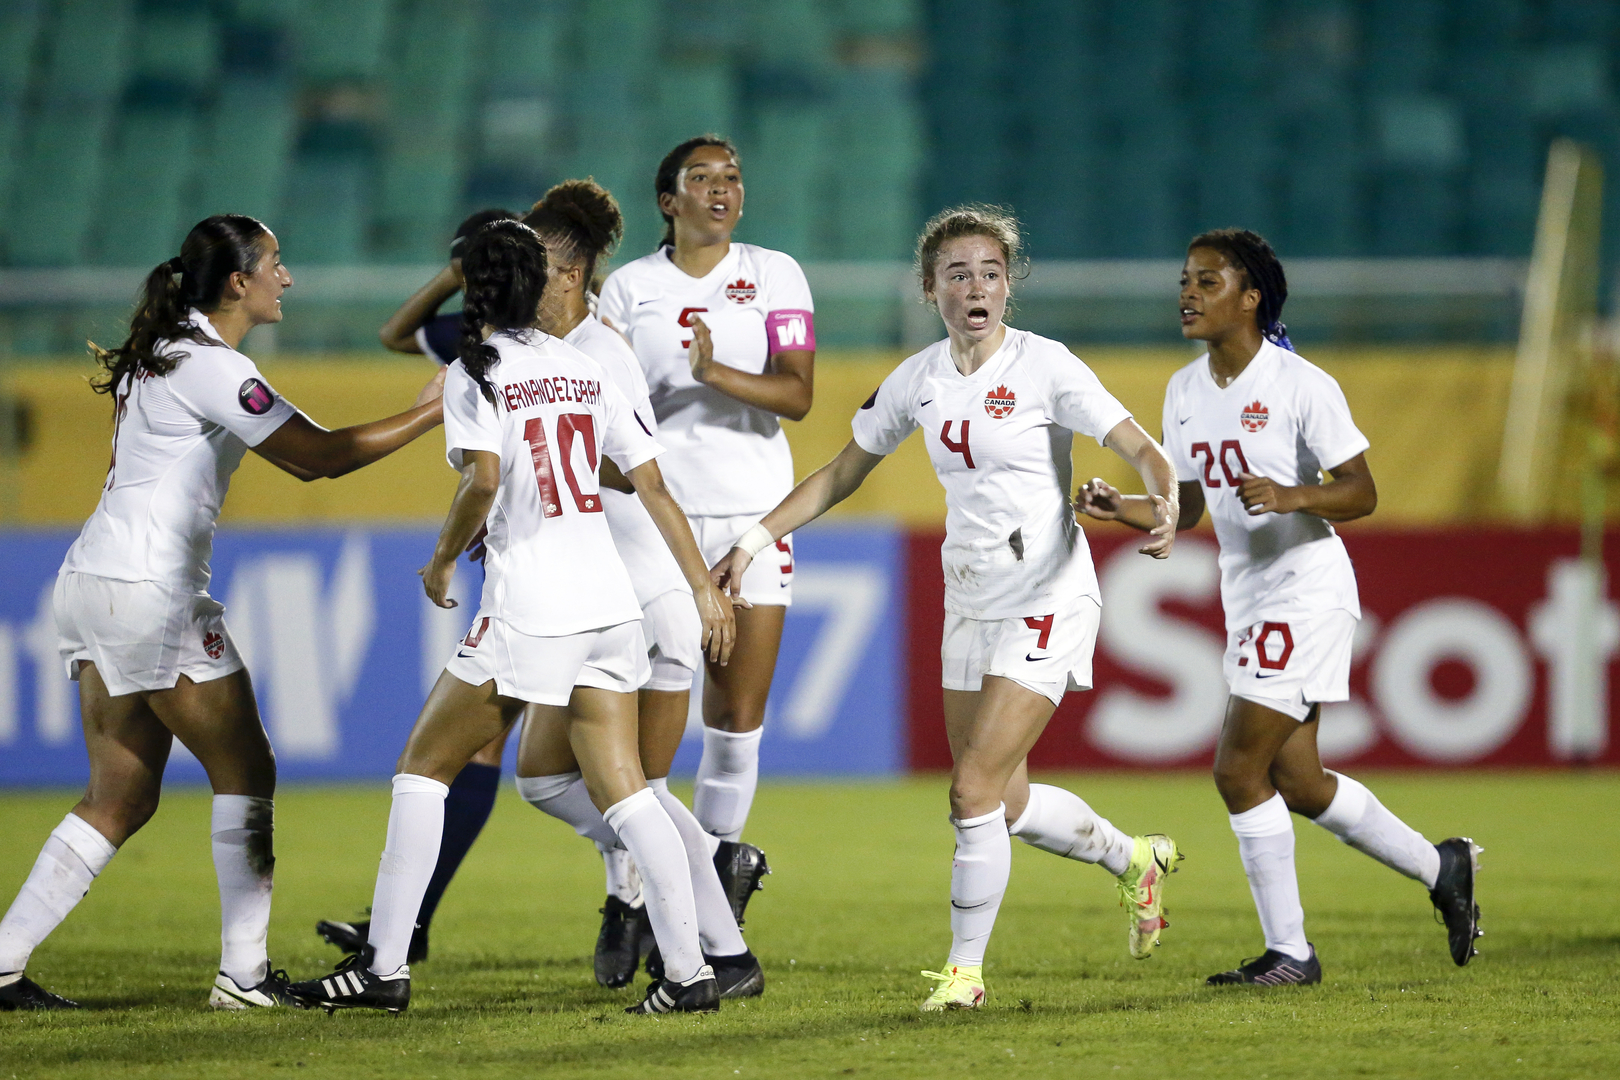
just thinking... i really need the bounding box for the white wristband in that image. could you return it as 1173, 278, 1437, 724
734, 522, 775, 559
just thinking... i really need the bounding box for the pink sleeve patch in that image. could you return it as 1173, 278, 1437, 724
765, 309, 815, 352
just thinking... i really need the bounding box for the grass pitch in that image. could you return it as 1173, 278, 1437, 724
1, 772, 1616, 1079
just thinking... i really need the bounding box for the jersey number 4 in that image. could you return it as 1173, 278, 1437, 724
940, 420, 975, 469
1190, 439, 1248, 487
522, 413, 602, 517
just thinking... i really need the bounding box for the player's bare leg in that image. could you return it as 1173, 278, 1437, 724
695, 603, 783, 840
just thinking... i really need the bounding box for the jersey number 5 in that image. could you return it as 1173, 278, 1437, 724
1190, 439, 1248, 487
522, 413, 603, 518
678, 306, 708, 349
940, 420, 975, 469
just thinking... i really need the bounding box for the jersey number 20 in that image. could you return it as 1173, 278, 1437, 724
523, 413, 602, 517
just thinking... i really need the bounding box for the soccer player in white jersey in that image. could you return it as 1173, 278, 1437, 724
598, 136, 813, 911
323, 185, 758, 996
712, 206, 1185, 1012
0, 215, 445, 1012
285, 221, 737, 1016
1079, 228, 1482, 986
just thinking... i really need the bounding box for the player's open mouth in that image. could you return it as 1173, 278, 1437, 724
966, 306, 990, 329
1180, 307, 1199, 325
708, 201, 729, 217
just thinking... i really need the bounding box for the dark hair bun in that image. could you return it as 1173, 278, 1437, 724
535, 179, 623, 257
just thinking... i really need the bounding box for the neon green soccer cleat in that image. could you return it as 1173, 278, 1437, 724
1116, 834, 1182, 959
920, 964, 985, 1012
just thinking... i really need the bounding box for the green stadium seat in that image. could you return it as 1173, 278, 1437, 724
0, 1, 48, 256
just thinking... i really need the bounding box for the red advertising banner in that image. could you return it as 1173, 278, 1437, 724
907, 528, 1619, 770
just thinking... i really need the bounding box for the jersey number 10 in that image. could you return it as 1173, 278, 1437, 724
523, 413, 603, 517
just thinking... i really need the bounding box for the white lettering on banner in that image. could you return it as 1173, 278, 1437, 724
0, 621, 15, 745
1088, 538, 1227, 761
1529, 558, 1619, 760
775, 316, 807, 348
1316, 613, 1382, 761
683, 564, 887, 742
1373, 598, 1532, 762
778, 566, 885, 739
24, 581, 72, 745
420, 567, 479, 699
226, 534, 375, 759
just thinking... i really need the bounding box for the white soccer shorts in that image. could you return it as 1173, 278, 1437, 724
641, 588, 702, 691
444, 613, 649, 706
1224, 608, 1357, 721
941, 593, 1101, 707
54, 572, 245, 697
691, 513, 793, 607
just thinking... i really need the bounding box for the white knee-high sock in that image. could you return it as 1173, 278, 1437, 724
649, 778, 748, 958
211, 795, 275, 987
693, 727, 761, 842
515, 772, 620, 849
0, 814, 116, 976
604, 788, 703, 983
1008, 783, 1135, 876
1230, 793, 1310, 962
1313, 773, 1441, 888
367, 774, 448, 976
947, 805, 1010, 968
596, 843, 641, 905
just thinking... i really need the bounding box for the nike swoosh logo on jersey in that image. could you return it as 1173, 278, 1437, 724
920, 399, 933, 407
1025, 652, 1046, 662
1254, 670, 1283, 679
456, 649, 476, 658
1178, 415, 1192, 424
637, 298, 658, 306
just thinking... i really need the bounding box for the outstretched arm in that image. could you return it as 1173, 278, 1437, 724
626, 458, 737, 665
419, 450, 499, 608
379, 264, 461, 354
252, 369, 444, 481
709, 438, 885, 596
1073, 419, 1180, 558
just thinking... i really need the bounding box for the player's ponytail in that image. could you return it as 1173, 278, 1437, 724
523, 178, 623, 286
458, 219, 550, 404
1187, 228, 1293, 351
652, 135, 739, 248
90, 213, 270, 395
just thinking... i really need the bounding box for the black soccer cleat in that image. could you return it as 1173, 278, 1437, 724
708, 949, 765, 999
316, 916, 428, 965
0, 973, 79, 1011
713, 841, 771, 925
625, 965, 720, 1015
595, 895, 648, 989
285, 953, 410, 1015
1206, 944, 1322, 986
1430, 837, 1483, 966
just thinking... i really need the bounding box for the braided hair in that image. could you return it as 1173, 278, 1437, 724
522, 178, 623, 285
458, 219, 549, 404
653, 134, 739, 248
90, 214, 270, 395
1187, 228, 1293, 351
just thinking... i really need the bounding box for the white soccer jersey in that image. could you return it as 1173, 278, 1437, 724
852, 328, 1133, 620
563, 314, 689, 607
1161, 339, 1370, 631
597, 243, 814, 516
60, 310, 297, 593
442, 329, 662, 637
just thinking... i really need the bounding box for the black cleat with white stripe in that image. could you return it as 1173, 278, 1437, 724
0, 973, 79, 1011
713, 841, 770, 925
1430, 837, 1483, 966
625, 964, 719, 1015
1206, 944, 1322, 987
286, 953, 410, 1015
